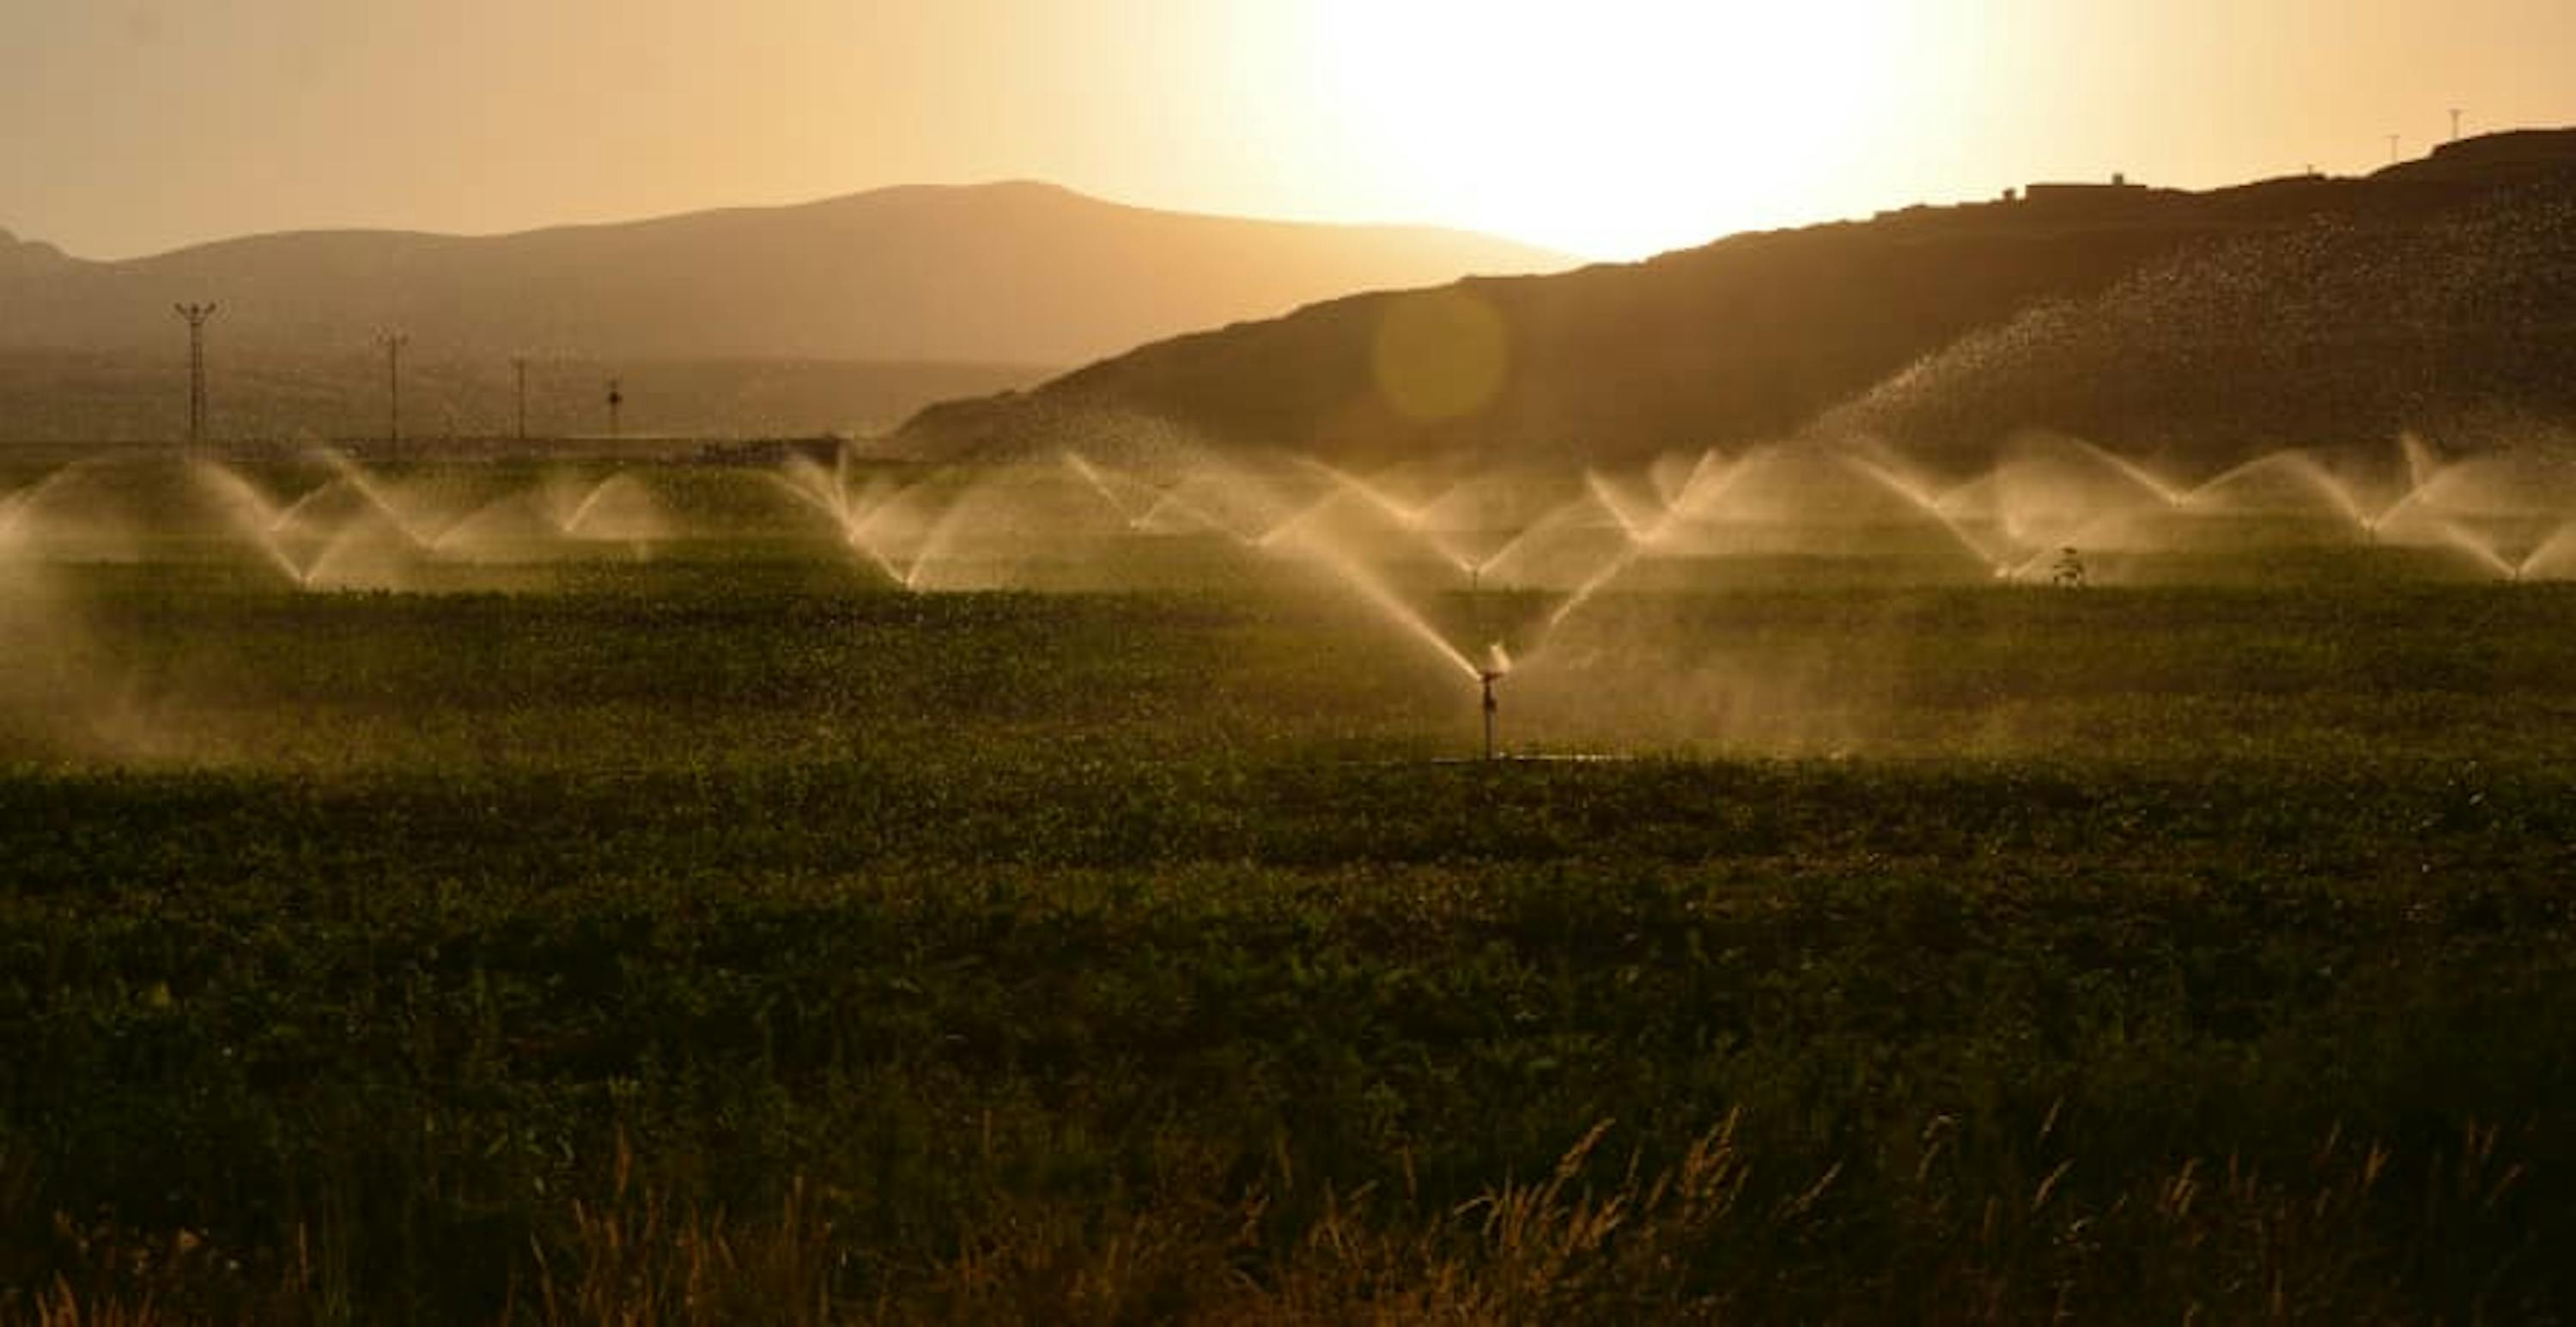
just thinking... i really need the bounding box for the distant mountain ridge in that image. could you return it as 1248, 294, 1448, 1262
0, 228, 70, 277
0, 183, 1568, 368
900, 130, 2576, 479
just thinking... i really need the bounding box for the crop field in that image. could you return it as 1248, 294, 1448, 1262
3, 452, 2575, 1323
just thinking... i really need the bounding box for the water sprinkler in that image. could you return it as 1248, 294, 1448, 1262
1479, 667, 1501, 761
1478, 641, 1510, 761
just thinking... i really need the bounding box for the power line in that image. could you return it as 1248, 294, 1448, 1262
173, 303, 216, 453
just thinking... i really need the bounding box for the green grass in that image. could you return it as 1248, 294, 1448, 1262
3, 557, 2573, 1322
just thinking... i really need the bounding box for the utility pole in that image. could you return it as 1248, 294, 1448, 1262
378, 330, 410, 454
2386, 133, 2402, 165
605, 378, 623, 438
512, 356, 529, 443
173, 303, 216, 454
2450, 108, 2464, 143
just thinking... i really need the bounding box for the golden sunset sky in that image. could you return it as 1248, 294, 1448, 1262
9, 0, 2574, 262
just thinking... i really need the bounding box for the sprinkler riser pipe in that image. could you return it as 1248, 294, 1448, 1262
1479, 670, 1500, 762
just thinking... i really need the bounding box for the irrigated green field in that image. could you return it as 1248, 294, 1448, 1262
3, 539, 2574, 1321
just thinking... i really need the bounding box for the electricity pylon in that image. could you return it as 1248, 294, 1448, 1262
174, 303, 216, 453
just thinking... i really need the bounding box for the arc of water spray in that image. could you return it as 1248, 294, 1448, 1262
771, 454, 849, 524
191, 462, 320, 586
1288, 456, 1435, 527
555, 472, 642, 538
1290, 459, 1498, 580
844, 505, 915, 585
1583, 469, 1665, 541
0, 487, 29, 544
2425, 518, 2520, 580
2515, 520, 2576, 581
1988, 453, 2416, 581
0, 487, 39, 561
1071, 451, 1278, 545
1466, 484, 1637, 590
2400, 433, 2446, 494
0, 463, 102, 545
1651, 447, 1727, 509
2366, 473, 2455, 545
1540, 448, 1764, 631
2178, 450, 2376, 532
1285, 460, 1462, 558
1133, 484, 1258, 543
1269, 519, 1482, 680
892, 482, 968, 592
769, 453, 926, 584
1062, 451, 1158, 529
317, 450, 445, 549
836, 484, 912, 581
1840, 453, 2023, 575
2068, 437, 2189, 508
1259, 463, 1404, 547
2357, 465, 2528, 580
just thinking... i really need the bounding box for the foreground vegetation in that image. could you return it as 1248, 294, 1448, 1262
3, 561, 2573, 1322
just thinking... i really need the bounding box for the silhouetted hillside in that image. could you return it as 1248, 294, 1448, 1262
0, 184, 1565, 368
1826, 187, 2576, 478
2378, 129, 2576, 187
901, 131, 2576, 478
0, 229, 69, 278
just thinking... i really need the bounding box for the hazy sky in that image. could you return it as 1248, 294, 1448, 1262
7, 0, 2574, 262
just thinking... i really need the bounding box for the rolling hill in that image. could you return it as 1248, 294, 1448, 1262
0, 183, 1565, 366
899, 131, 2576, 480
0, 185, 1565, 441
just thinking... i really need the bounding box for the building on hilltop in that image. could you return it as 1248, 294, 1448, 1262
2010, 173, 2167, 220
2022, 173, 2148, 204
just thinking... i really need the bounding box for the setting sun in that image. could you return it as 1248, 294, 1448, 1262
1306, 0, 1916, 257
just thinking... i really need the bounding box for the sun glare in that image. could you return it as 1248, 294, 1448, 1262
1309, 0, 1913, 259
